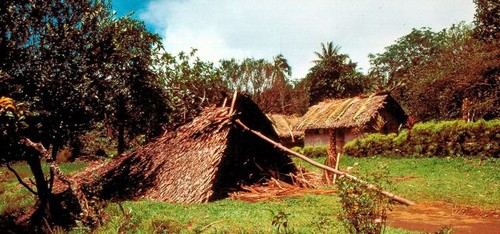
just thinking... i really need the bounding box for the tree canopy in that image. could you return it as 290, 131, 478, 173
473, 0, 499, 41
0, 0, 170, 157
306, 42, 366, 106
369, 23, 499, 121
218, 55, 305, 115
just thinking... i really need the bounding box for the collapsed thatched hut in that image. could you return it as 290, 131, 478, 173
67, 94, 296, 203
296, 94, 407, 154
266, 114, 303, 148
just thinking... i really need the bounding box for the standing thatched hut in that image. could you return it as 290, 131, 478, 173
66, 94, 297, 203
296, 94, 407, 154
266, 114, 303, 148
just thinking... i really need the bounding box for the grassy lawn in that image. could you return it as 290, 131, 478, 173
82, 194, 416, 234
339, 156, 499, 209
1, 156, 498, 233
296, 156, 499, 208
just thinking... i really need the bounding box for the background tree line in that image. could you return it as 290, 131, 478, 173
1, 0, 498, 161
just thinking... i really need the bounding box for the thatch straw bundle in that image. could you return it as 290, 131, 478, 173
296, 94, 406, 131
266, 114, 303, 139
65, 95, 297, 203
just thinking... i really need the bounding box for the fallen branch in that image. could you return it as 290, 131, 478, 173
235, 119, 415, 206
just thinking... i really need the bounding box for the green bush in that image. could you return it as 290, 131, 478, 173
344, 119, 500, 158
337, 166, 392, 234
291, 146, 329, 158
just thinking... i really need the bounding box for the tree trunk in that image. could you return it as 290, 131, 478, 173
117, 96, 126, 155
70, 138, 81, 162
51, 143, 60, 161
16, 138, 90, 228
118, 123, 125, 155
25, 149, 52, 224
324, 129, 337, 184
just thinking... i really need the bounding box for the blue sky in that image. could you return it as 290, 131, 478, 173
111, 0, 149, 17
111, 0, 154, 29
111, 0, 476, 79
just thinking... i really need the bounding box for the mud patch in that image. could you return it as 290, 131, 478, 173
388, 203, 500, 233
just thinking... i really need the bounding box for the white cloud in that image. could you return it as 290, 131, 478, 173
140, 0, 475, 79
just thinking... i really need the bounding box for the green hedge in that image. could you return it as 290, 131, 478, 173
291, 145, 329, 158
344, 119, 500, 158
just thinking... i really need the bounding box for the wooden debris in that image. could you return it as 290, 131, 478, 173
229, 179, 337, 202
235, 119, 416, 206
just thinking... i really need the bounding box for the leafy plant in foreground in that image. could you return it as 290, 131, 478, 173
337, 166, 393, 234
270, 210, 291, 234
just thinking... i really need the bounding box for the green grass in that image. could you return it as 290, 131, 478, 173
1, 157, 498, 233
0, 161, 88, 215
341, 156, 499, 208
296, 156, 499, 208
78, 195, 414, 234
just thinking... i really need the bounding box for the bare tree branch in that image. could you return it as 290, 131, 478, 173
6, 163, 38, 195
19, 137, 49, 160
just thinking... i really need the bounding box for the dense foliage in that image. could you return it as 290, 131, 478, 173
156, 49, 226, 128
305, 42, 367, 106
218, 55, 307, 115
337, 169, 392, 234
473, 0, 499, 41
344, 119, 500, 158
369, 23, 499, 121
0, 96, 26, 163
291, 146, 329, 158
0, 0, 169, 157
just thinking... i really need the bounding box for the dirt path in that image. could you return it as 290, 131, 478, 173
388, 203, 500, 233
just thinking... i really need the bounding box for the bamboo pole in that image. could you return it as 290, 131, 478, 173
229, 90, 238, 115
332, 153, 341, 184
235, 119, 415, 206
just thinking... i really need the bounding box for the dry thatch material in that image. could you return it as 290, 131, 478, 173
266, 114, 303, 139
229, 166, 332, 202
229, 181, 336, 202
296, 94, 406, 130
63, 94, 297, 203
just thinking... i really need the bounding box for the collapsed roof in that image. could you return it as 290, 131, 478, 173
68, 94, 297, 203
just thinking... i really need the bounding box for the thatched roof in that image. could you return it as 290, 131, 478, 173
67, 95, 297, 203
296, 94, 406, 130
266, 114, 303, 139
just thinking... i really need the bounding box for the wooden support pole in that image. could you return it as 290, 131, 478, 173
332, 153, 341, 184
235, 119, 415, 206
228, 90, 238, 115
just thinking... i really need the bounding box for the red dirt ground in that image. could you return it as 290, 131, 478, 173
388, 203, 500, 233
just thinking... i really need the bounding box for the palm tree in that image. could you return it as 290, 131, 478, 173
271, 54, 292, 113
313, 42, 343, 65
273, 54, 292, 78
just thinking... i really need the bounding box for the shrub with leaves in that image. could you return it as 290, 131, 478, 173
344, 119, 500, 158
270, 210, 291, 234
291, 146, 329, 158
337, 167, 393, 234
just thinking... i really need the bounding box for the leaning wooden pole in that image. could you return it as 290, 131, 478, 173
235, 119, 415, 206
